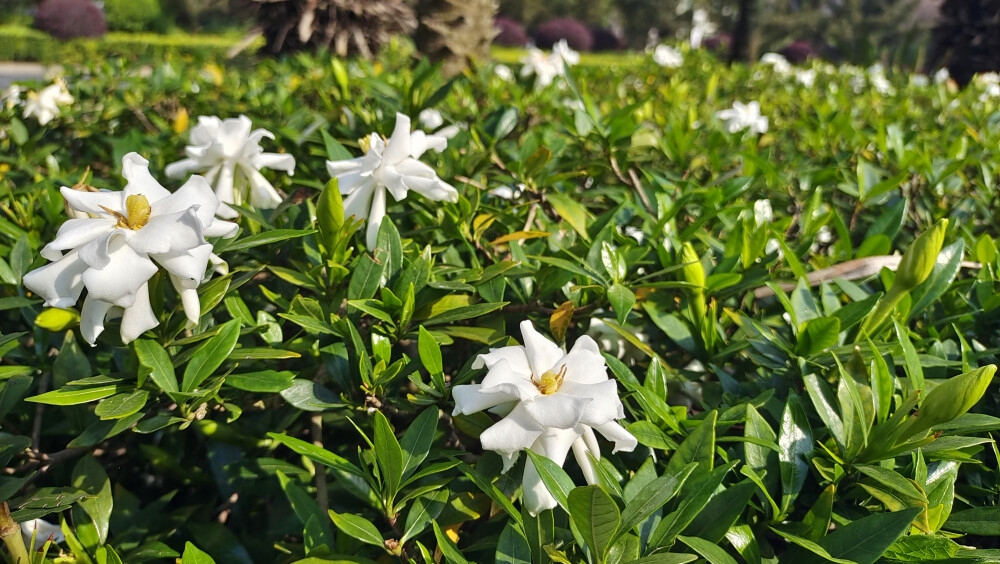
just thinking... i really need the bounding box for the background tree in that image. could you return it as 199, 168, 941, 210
928, 0, 1000, 86
414, 0, 498, 77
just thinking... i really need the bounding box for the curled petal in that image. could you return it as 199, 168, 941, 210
170, 274, 201, 325
22, 250, 88, 308
408, 130, 448, 158
472, 345, 531, 375
252, 152, 295, 174
213, 161, 238, 217
164, 157, 202, 179
572, 434, 600, 485
382, 113, 412, 165
119, 282, 159, 343
592, 420, 638, 454
401, 173, 459, 203
121, 153, 171, 203
60, 187, 124, 217
364, 184, 387, 250
153, 243, 213, 287
41, 218, 115, 261
204, 218, 238, 239
520, 393, 590, 430
326, 157, 365, 177
520, 320, 564, 377
154, 175, 221, 228
244, 166, 283, 209
80, 296, 113, 346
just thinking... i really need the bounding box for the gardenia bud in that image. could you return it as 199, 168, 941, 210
680, 242, 705, 289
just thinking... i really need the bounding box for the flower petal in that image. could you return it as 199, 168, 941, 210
80, 296, 113, 346
571, 435, 599, 485
560, 380, 624, 425
121, 153, 171, 203
22, 250, 88, 308
81, 239, 158, 308
128, 209, 204, 255
152, 175, 221, 228
382, 113, 412, 165
164, 157, 203, 179
401, 175, 459, 203
326, 157, 365, 176
342, 182, 374, 224
472, 345, 531, 374
408, 130, 448, 158
592, 420, 638, 453
153, 243, 213, 287
41, 218, 115, 261
60, 187, 124, 217
170, 274, 201, 325
119, 282, 159, 343
479, 403, 544, 467
520, 393, 590, 429
243, 166, 283, 208
451, 384, 520, 416
521, 427, 582, 515
557, 335, 608, 385
364, 183, 387, 250
252, 152, 295, 174
520, 320, 564, 377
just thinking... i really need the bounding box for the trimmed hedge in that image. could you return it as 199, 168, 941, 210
0, 25, 259, 63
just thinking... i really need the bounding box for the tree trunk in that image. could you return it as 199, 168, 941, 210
414, 0, 498, 77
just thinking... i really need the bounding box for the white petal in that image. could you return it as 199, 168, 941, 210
153, 175, 221, 228
560, 380, 623, 425
521, 394, 589, 429
479, 403, 544, 466
480, 356, 534, 388
41, 219, 115, 261
335, 171, 368, 195
204, 218, 238, 239
213, 160, 238, 210
252, 152, 295, 174
326, 157, 365, 176
408, 130, 447, 158
170, 274, 201, 325
243, 165, 283, 208
127, 209, 204, 255
592, 420, 638, 453
121, 153, 171, 203
342, 183, 374, 224
365, 184, 387, 250
22, 250, 88, 308
402, 175, 459, 203
383, 113, 412, 165
520, 320, 563, 377
472, 345, 531, 374
521, 427, 582, 515
164, 157, 203, 179
80, 296, 113, 346
451, 384, 520, 416
153, 243, 213, 286
60, 187, 123, 216
119, 282, 159, 343
572, 435, 599, 485
558, 336, 609, 385
81, 239, 158, 307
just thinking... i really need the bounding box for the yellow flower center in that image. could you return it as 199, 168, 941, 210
358, 135, 372, 154
532, 364, 567, 395
101, 194, 151, 230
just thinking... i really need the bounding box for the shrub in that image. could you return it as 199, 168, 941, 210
781, 39, 814, 63
493, 16, 527, 46
534, 17, 592, 51
33, 0, 106, 39
103, 0, 165, 32
589, 26, 623, 51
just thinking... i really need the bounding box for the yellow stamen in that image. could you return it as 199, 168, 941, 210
532, 364, 567, 395
358, 135, 372, 154
100, 194, 151, 230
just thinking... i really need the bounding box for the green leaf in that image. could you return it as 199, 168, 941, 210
225, 228, 315, 252
400, 407, 438, 480
882, 534, 961, 561
547, 193, 591, 241
348, 254, 384, 300
26, 384, 121, 405
665, 410, 716, 475
778, 392, 812, 515
677, 535, 739, 564
72, 455, 113, 545
819, 507, 922, 564
893, 320, 924, 395
134, 339, 178, 395
682, 480, 756, 543
181, 542, 217, 564
401, 490, 448, 544
495, 520, 532, 564
624, 555, 697, 563
277, 471, 334, 551
616, 464, 696, 542
649, 461, 738, 550
867, 338, 894, 424
418, 325, 443, 376
181, 320, 241, 392
372, 410, 404, 497
433, 520, 469, 564
525, 450, 577, 511
10, 116, 28, 145
328, 510, 385, 548
225, 370, 295, 393
280, 379, 343, 411
568, 485, 620, 564
944, 507, 1000, 535
795, 316, 840, 356
267, 433, 364, 477
607, 283, 636, 325
94, 390, 148, 419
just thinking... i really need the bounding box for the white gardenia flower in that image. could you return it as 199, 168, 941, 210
716, 101, 769, 135
20, 519, 64, 550
2, 85, 22, 109
753, 199, 773, 227
418, 108, 444, 130
23, 153, 237, 345
23, 79, 73, 126
652, 44, 683, 68
795, 68, 817, 88
552, 39, 580, 67
934, 68, 951, 85
165, 115, 295, 219
760, 52, 792, 75
689, 8, 716, 49
325, 112, 458, 249
452, 320, 637, 515
520, 46, 562, 89
494, 64, 514, 82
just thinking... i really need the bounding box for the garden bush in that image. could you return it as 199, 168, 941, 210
494, 16, 528, 47
33, 0, 106, 39
534, 17, 593, 51
0, 44, 999, 564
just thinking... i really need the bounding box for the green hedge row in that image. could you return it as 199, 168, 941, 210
0, 25, 260, 64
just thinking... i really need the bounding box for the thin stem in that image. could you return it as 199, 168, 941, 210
0, 502, 30, 564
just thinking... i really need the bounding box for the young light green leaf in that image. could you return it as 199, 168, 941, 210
568, 485, 621, 564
